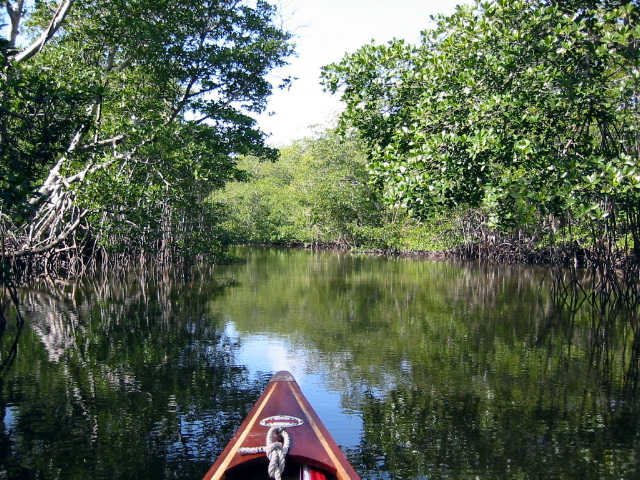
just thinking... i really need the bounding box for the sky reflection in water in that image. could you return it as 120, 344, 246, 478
224, 321, 362, 448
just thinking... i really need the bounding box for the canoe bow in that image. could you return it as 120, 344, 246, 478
202, 371, 361, 480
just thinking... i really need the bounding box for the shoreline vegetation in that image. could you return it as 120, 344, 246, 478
245, 238, 640, 314
2, 0, 640, 314
212, 125, 640, 309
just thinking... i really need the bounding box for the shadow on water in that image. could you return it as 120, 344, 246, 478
0, 277, 25, 374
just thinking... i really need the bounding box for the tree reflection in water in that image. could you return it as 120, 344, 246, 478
354, 307, 640, 480
0, 279, 24, 372
0, 266, 262, 480
1, 249, 639, 479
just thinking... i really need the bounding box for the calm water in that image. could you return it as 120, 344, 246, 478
1, 246, 639, 479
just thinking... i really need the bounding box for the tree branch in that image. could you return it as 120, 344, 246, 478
6, 0, 25, 46
13, 0, 75, 64
30, 121, 88, 206
78, 134, 126, 152
2, 210, 88, 258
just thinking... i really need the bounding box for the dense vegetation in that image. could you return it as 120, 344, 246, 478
321, 1, 640, 271
218, 1, 640, 262
215, 0, 640, 305
2, 0, 640, 303
213, 129, 468, 252
1, 0, 293, 276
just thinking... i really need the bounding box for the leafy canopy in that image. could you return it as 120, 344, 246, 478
214, 130, 389, 246
322, 0, 640, 233
1, 0, 294, 258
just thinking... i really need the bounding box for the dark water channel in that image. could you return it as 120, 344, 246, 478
1, 246, 639, 479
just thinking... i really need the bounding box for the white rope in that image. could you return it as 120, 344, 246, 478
239, 426, 290, 480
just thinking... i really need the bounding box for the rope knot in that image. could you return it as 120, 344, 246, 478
266, 440, 283, 454
239, 426, 290, 480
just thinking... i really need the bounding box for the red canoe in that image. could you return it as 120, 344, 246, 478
202, 371, 361, 480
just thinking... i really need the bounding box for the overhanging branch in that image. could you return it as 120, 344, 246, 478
13, 0, 75, 64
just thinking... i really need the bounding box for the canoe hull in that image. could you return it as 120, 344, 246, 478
202, 371, 360, 480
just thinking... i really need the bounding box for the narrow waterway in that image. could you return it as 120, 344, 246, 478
0, 247, 638, 479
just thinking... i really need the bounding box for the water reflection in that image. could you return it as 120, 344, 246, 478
0, 267, 263, 480
350, 306, 640, 479
0, 248, 638, 479
210, 247, 640, 479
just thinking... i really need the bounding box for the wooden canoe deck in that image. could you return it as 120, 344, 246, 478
202, 371, 360, 480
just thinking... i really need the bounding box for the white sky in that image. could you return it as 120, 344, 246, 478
257, 0, 469, 146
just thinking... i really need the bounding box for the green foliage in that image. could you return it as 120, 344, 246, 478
1, 0, 294, 260
0, 40, 89, 212
395, 211, 467, 252
215, 128, 478, 252
214, 130, 394, 248
323, 0, 640, 258
215, 154, 300, 243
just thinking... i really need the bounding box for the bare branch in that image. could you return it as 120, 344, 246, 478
30, 122, 88, 206
2, 210, 88, 258
13, 0, 75, 64
78, 134, 126, 152
6, 0, 25, 46
65, 154, 121, 184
